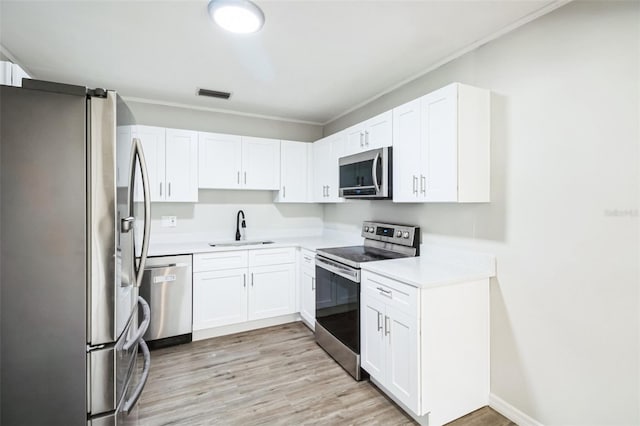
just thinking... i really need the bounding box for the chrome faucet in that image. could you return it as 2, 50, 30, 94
235, 210, 246, 241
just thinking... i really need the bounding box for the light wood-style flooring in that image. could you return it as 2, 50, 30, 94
138, 322, 515, 426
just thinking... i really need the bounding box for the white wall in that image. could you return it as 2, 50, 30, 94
323, 2, 639, 425
149, 190, 323, 242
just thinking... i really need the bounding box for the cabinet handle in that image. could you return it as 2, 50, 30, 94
412, 176, 418, 195
244, 171, 247, 185
384, 315, 390, 336
377, 312, 383, 332
326, 185, 330, 197
243, 273, 246, 288
376, 286, 392, 298
311, 277, 315, 291
283, 186, 286, 198
159, 182, 163, 197
168, 182, 171, 197
237, 171, 240, 184
251, 272, 254, 286
360, 132, 364, 147
365, 130, 369, 146
420, 175, 426, 194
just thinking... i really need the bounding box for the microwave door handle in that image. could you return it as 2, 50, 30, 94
133, 137, 151, 288
372, 152, 380, 194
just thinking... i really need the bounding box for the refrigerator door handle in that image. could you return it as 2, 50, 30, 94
123, 338, 151, 414
132, 137, 151, 288
124, 296, 150, 351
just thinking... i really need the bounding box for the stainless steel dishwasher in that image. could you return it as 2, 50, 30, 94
140, 254, 193, 349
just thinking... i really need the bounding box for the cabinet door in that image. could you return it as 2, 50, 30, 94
165, 128, 198, 202
361, 294, 386, 381
276, 141, 309, 203
385, 304, 420, 413
312, 138, 330, 202
248, 264, 295, 320
420, 85, 458, 202
242, 136, 280, 190
364, 110, 392, 150
193, 269, 247, 330
299, 266, 315, 329
392, 99, 422, 202
344, 124, 365, 156
325, 132, 345, 202
133, 125, 165, 202
198, 132, 242, 189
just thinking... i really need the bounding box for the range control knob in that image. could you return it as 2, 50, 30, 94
396, 230, 402, 238
364, 226, 369, 232
369, 227, 375, 233
403, 231, 410, 239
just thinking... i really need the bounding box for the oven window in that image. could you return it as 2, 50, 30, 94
315, 265, 360, 353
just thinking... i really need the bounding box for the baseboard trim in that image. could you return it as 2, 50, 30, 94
193, 314, 301, 341
489, 393, 544, 426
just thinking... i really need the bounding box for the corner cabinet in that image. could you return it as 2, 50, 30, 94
361, 270, 489, 426
132, 125, 198, 202
274, 140, 312, 203
392, 83, 490, 203
199, 132, 280, 190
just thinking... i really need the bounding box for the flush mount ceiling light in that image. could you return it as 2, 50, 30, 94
208, 0, 265, 34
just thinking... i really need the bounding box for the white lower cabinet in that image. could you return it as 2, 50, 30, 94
248, 264, 296, 320
298, 249, 316, 329
362, 276, 419, 412
193, 248, 296, 333
193, 268, 247, 330
361, 270, 489, 426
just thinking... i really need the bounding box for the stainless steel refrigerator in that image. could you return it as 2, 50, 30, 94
1, 79, 153, 425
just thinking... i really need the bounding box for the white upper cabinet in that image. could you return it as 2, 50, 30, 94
199, 133, 280, 190
392, 83, 490, 203
242, 136, 281, 190
312, 132, 344, 203
198, 132, 242, 189
165, 129, 199, 202
275, 140, 311, 203
0, 61, 30, 87
132, 125, 198, 203
344, 110, 392, 156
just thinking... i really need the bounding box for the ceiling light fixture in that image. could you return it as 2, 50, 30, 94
208, 0, 265, 34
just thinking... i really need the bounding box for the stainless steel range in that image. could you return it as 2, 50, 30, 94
315, 221, 420, 380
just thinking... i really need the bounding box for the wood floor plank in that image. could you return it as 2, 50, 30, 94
138, 322, 513, 426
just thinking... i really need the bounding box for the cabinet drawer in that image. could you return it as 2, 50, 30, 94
299, 249, 315, 270
362, 271, 418, 318
194, 251, 248, 272
249, 247, 295, 267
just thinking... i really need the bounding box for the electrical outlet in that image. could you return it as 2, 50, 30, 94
161, 216, 177, 227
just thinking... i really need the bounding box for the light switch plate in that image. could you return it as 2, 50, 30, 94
161, 216, 177, 227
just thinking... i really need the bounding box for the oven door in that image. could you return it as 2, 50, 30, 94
315, 256, 361, 353
338, 147, 391, 199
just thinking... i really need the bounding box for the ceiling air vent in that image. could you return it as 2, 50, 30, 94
197, 88, 231, 99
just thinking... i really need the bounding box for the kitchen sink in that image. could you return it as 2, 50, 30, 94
208, 240, 275, 247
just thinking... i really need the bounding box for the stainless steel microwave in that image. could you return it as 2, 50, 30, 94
339, 147, 392, 199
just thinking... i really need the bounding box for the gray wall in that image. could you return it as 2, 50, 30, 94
323, 2, 639, 425
128, 100, 322, 142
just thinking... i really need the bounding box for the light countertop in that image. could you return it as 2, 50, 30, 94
360, 256, 495, 289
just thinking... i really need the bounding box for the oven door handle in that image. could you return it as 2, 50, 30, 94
371, 151, 380, 194
316, 256, 360, 282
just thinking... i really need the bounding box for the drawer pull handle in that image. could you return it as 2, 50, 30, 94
384, 315, 390, 336
376, 286, 392, 297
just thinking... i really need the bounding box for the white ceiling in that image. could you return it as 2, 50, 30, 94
0, 0, 563, 124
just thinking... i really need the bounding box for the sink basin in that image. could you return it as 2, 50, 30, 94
209, 240, 275, 247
